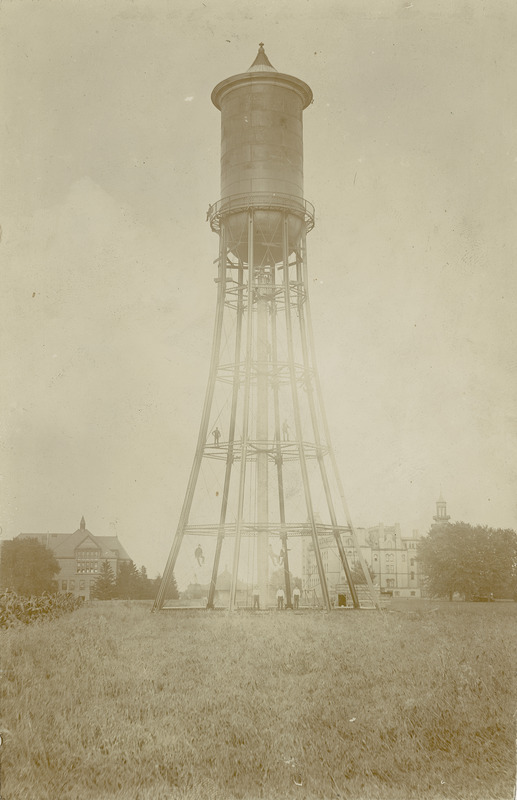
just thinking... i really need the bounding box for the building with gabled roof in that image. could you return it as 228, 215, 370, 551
16, 516, 133, 600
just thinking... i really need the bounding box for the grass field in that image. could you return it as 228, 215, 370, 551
0, 600, 515, 800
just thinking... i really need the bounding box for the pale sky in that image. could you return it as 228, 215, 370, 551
1, 0, 516, 583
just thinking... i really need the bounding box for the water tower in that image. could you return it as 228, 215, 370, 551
153, 45, 378, 611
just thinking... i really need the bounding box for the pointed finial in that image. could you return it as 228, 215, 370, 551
248, 43, 277, 73
80, 516, 86, 530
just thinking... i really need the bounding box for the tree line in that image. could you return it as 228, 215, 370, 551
91, 559, 178, 600
0, 538, 178, 600
2, 521, 516, 603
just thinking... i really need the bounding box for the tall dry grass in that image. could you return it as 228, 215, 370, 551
0, 601, 515, 800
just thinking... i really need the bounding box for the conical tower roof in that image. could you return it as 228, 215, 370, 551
211, 43, 312, 110
247, 43, 277, 73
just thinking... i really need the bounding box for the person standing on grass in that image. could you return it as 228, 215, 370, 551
276, 586, 285, 610
252, 587, 260, 610
293, 585, 301, 609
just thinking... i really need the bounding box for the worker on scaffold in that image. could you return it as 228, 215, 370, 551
212, 426, 221, 446
195, 544, 205, 566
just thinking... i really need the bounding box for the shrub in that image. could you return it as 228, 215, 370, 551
0, 590, 83, 628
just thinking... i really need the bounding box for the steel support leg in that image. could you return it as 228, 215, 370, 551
270, 275, 292, 608
207, 260, 244, 609
295, 251, 359, 608
230, 212, 255, 611
282, 215, 331, 611
152, 227, 228, 611
256, 267, 269, 609
301, 232, 381, 611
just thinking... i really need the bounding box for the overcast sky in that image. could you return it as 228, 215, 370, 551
1, 0, 516, 582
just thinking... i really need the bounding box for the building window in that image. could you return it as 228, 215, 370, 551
410, 558, 415, 566
70, 580, 75, 590
61, 580, 67, 591
410, 572, 415, 581
79, 580, 85, 590
410, 591, 416, 596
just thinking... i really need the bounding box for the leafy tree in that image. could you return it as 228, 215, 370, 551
270, 567, 298, 588
91, 560, 117, 600
0, 538, 60, 595
418, 522, 517, 600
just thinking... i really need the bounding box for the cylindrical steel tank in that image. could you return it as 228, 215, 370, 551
211, 45, 313, 264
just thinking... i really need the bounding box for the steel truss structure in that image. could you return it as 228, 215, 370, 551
153, 194, 380, 612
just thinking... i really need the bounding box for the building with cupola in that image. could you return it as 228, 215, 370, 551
16, 517, 133, 600
432, 491, 451, 526
302, 495, 452, 602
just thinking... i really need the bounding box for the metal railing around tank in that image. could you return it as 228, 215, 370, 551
207, 192, 315, 234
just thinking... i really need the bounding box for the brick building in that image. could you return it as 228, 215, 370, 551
367, 523, 421, 598
302, 521, 423, 602
17, 516, 132, 600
